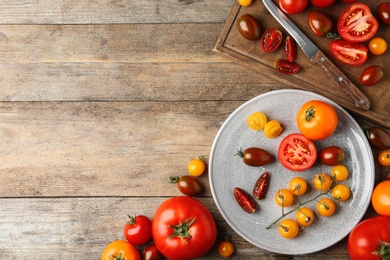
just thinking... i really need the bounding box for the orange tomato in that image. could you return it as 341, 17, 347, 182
371, 180, 390, 216
295, 207, 315, 227
101, 240, 140, 260
317, 198, 336, 217
296, 100, 338, 140
378, 151, 390, 167
275, 189, 295, 207
313, 173, 333, 192
278, 219, 299, 239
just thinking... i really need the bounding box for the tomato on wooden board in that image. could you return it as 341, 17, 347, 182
236, 14, 261, 41
235, 147, 273, 167
368, 37, 387, 56
101, 240, 140, 260
218, 240, 234, 257
310, 0, 335, 9
330, 39, 368, 66
284, 36, 296, 62
363, 126, 390, 150
279, 0, 308, 15
152, 196, 217, 260
296, 100, 338, 140
319, 146, 345, 166
378, 151, 390, 167
187, 156, 206, 176
360, 65, 384, 86
278, 133, 317, 171
274, 59, 301, 74
170, 175, 204, 197
378, 3, 390, 26
260, 28, 283, 53
142, 243, 163, 260
348, 216, 390, 260
124, 215, 152, 246
308, 10, 334, 37
372, 180, 390, 216
337, 3, 378, 43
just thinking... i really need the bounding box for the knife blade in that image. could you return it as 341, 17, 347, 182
262, 0, 370, 110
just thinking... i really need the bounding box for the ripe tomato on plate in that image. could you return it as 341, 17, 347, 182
330, 40, 368, 66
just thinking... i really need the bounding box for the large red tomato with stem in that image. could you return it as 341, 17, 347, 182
338, 3, 378, 43
296, 100, 338, 140
279, 0, 308, 15
348, 216, 390, 260
101, 240, 140, 260
152, 196, 217, 260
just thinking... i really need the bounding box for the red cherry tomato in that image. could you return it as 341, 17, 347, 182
330, 39, 368, 66
378, 3, 390, 26
279, 0, 308, 15
260, 28, 283, 53
274, 59, 301, 74
360, 65, 384, 86
337, 3, 378, 43
284, 36, 297, 62
310, 0, 335, 8
124, 215, 153, 246
308, 10, 334, 37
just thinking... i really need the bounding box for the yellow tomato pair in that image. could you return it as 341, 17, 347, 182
247, 112, 283, 138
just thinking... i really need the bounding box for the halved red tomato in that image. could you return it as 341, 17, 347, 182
274, 59, 300, 74
260, 28, 283, 53
284, 36, 296, 62
278, 134, 317, 171
330, 39, 368, 66
337, 3, 378, 43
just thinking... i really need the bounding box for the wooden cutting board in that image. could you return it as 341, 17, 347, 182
214, 0, 389, 128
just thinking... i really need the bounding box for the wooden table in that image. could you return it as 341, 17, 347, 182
0, 0, 387, 259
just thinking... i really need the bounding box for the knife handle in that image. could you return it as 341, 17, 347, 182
312, 50, 370, 110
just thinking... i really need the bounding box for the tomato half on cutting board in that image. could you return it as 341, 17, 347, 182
330, 39, 368, 66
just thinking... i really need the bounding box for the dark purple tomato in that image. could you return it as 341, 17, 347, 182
235, 147, 273, 166
360, 65, 384, 86
319, 146, 345, 166
308, 10, 334, 37
236, 14, 261, 41
170, 175, 204, 196
378, 3, 390, 26
363, 126, 390, 150
142, 243, 163, 260
252, 171, 270, 200
234, 187, 257, 213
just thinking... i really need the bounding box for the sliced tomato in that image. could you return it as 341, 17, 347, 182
278, 133, 317, 171
330, 39, 368, 66
274, 59, 301, 74
337, 3, 378, 43
284, 36, 297, 62
260, 28, 283, 53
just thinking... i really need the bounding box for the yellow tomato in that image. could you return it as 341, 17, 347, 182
218, 240, 234, 257
238, 0, 253, 7
264, 120, 283, 138
187, 156, 206, 176
295, 207, 315, 227
289, 177, 308, 196
247, 112, 267, 130
378, 151, 390, 167
313, 173, 333, 192
275, 189, 294, 207
369, 37, 387, 55
317, 198, 336, 217
278, 219, 299, 239
331, 165, 349, 181
332, 184, 351, 201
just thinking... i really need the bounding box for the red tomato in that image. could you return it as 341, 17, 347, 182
124, 215, 152, 245
348, 216, 390, 260
310, 0, 335, 8
236, 14, 261, 41
337, 3, 378, 43
152, 196, 217, 260
360, 65, 384, 86
235, 147, 273, 167
274, 59, 301, 74
330, 39, 368, 66
278, 133, 317, 171
284, 36, 296, 62
279, 0, 308, 15
378, 3, 390, 26
341, 0, 357, 3
142, 243, 163, 260
101, 240, 140, 260
260, 28, 283, 53
308, 10, 334, 37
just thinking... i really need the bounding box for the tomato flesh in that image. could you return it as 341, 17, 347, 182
252, 171, 270, 200
337, 3, 378, 43
261, 28, 283, 53
234, 187, 258, 213
274, 59, 300, 74
236, 14, 261, 41
278, 134, 317, 171
284, 36, 296, 62
330, 39, 368, 66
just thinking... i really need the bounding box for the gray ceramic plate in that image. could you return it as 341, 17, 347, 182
209, 89, 374, 255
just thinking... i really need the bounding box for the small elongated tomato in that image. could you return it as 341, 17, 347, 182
330, 40, 367, 66
363, 126, 390, 150
279, 0, 308, 15
278, 133, 317, 171
378, 3, 390, 26
317, 198, 336, 217
278, 219, 299, 239
371, 180, 390, 216
319, 146, 345, 166
187, 156, 206, 176
369, 38, 387, 55
295, 207, 315, 227
234, 187, 258, 213
235, 147, 273, 167
142, 243, 163, 260
274, 59, 301, 74
218, 240, 234, 257
247, 111, 267, 130
308, 10, 334, 37
338, 3, 378, 43
252, 171, 270, 200
313, 173, 333, 192
170, 175, 204, 197
289, 177, 308, 196
284, 36, 296, 62
236, 14, 261, 41
297, 100, 338, 140
310, 0, 334, 8
261, 28, 283, 53
378, 151, 390, 167
331, 165, 349, 181
101, 240, 141, 260
360, 66, 384, 86
264, 120, 283, 138
275, 189, 295, 207
332, 184, 351, 201
124, 215, 152, 246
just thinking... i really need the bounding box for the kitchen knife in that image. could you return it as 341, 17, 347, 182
262, 0, 370, 110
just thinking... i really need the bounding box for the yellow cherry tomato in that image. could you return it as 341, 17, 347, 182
238, 0, 253, 7
264, 120, 283, 138
289, 177, 308, 196
317, 198, 336, 217
275, 189, 294, 207
378, 151, 390, 167
313, 173, 333, 192
187, 156, 206, 176
218, 240, 234, 258
295, 207, 315, 227
332, 184, 351, 201
278, 219, 299, 239
369, 37, 387, 55
331, 165, 349, 181
247, 112, 267, 130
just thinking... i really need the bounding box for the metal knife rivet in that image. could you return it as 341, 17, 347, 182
338, 76, 343, 81
360, 100, 365, 104
320, 57, 325, 62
